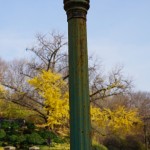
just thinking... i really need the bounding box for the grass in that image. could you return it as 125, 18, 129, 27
40, 143, 70, 150
0, 143, 70, 150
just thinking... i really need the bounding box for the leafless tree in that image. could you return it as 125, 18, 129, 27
26, 32, 68, 75
89, 64, 132, 109
1, 32, 132, 123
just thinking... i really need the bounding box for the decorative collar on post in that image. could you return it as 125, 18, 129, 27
64, 0, 90, 20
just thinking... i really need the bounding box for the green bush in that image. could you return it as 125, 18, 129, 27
0, 129, 6, 139
26, 122, 36, 130
38, 130, 65, 144
6, 134, 27, 149
26, 132, 45, 145
0, 119, 71, 148
52, 136, 66, 143
8, 134, 18, 143
23, 122, 36, 134
92, 144, 108, 150
18, 135, 26, 143
11, 122, 20, 130
38, 130, 57, 139
1, 121, 11, 130
0, 141, 3, 146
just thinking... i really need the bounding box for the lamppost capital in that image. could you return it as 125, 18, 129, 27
64, 0, 90, 20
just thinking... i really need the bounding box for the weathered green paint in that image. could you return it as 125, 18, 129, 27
64, 0, 91, 150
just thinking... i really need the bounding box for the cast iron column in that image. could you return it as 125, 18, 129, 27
64, 0, 91, 150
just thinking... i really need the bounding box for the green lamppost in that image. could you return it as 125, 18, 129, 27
64, 0, 91, 150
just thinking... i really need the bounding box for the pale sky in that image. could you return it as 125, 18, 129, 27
0, 1, 150, 92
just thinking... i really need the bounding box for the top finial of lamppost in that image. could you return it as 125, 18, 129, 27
64, 0, 90, 20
